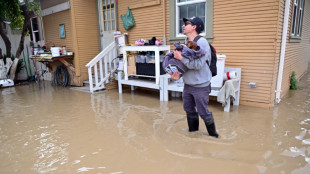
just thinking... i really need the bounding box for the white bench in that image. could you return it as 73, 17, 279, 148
159, 67, 241, 112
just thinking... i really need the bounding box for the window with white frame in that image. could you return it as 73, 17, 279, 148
291, 0, 305, 38
101, 0, 116, 31
30, 17, 41, 43
176, 0, 206, 37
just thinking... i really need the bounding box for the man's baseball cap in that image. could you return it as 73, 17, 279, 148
183, 16, 204, 34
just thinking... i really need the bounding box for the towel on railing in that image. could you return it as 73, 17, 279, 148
217, 79, 238, 107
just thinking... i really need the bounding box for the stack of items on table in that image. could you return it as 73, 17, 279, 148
125, 36, 168, 77
126, 52, 167, 76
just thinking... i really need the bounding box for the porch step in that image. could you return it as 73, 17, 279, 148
83, 80, 90, 87
83, 76, 100, 87
82, 78, 105, 87
83, 78, 118, 91
70, 86, 106, 93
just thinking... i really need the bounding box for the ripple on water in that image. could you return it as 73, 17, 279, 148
31, 129, 69, 173
77, 167, 94, 173
302, 139, 310, 145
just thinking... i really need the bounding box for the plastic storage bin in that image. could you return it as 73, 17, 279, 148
136, 63, 165, 76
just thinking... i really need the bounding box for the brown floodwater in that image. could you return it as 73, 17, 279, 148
0, 70, 309, 174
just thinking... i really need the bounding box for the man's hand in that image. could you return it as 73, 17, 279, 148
169, 71, 180, 80
173, 50, 183, 60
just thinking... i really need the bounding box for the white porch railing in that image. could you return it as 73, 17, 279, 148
86, 41, 119, 93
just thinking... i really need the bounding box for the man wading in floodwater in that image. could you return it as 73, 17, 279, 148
170, 16, 219, 138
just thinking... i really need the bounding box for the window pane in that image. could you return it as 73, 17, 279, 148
179, 5, 188, 19
291, 5, 297, 35
112, 20, 115, 30
188, 4, 196, 17
34, 31, 40, 42
291, 0, 304, 37
107, 9, 110, 19
104, 21, 108, 31
111, 9, 115, 20
179, 20, 183, 33
200, 17, 205, 27
103, 11, 107, 20
197, 3, 205, 16
301, 0, 304, 8
178, 2, 206, 34
297, 9, 303, 36
32, 18, 38, 30
179, 2, 205, 19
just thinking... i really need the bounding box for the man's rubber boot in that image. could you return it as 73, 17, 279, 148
204, 114, 219, 138
205, 122, 219, 138
187, 112, 199, 132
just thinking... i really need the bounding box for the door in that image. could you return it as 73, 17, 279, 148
98, 0, 117, 50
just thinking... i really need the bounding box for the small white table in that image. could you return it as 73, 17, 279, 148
122, 45, 170, 84
118, 45, 170, 100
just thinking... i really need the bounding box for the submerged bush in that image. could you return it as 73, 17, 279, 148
290, 71, 299, 90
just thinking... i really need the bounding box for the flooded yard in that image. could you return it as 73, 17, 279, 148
0, 70, 309, 174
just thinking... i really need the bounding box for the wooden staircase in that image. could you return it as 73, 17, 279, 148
85, 41, 120, 93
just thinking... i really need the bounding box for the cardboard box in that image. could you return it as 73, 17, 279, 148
127, 55, 136, 66
128, 65, 136, 75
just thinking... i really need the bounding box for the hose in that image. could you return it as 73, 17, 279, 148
53, 65, 70, 87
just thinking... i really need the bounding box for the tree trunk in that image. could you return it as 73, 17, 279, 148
15, 12, 32, 58
0, 58, 13, 80
9, 58, 19, 80
0, 48, 2, 59
0, 18, 12, 57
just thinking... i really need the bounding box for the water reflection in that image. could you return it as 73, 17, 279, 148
32, 127, 69, 173
0, 71, 309, 173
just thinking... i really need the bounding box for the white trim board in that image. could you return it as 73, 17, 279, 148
41, 1, 71, 17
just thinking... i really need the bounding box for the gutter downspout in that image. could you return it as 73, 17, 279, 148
275, 0, 291, 103
163, 0, 166, 43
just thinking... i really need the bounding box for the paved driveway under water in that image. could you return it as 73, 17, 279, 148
0, 70, 309, 174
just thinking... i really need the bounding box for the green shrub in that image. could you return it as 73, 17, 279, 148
290, 71, 299, 90
16, 59, 25, 74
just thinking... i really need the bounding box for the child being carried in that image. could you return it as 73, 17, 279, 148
162, 41, 206, 74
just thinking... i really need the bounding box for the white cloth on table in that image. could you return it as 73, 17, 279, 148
217, 79, 238, 107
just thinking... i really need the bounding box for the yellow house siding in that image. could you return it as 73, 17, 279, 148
41, 0, 99, 86
118, 0, 167, 44
163, 0, 171, 44
42, 10, 73, 52
70, 0, 99, 83
40, 0, 74, 50
213, 0, 281, 107
281, 0, 310, 97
